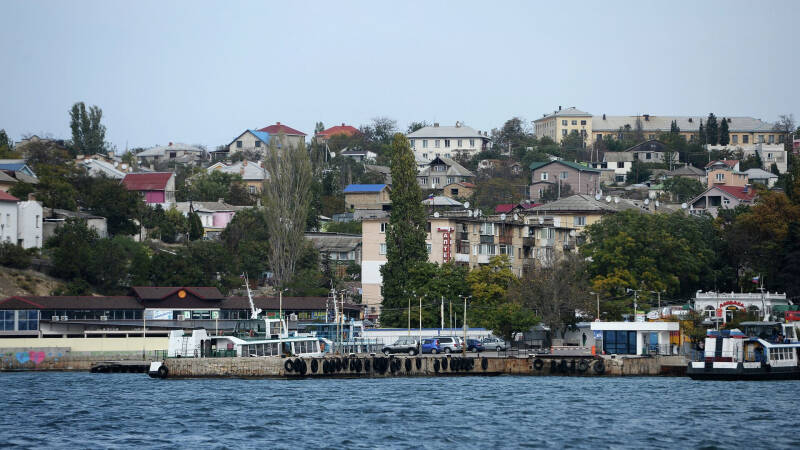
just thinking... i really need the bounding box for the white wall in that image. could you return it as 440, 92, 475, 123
0, 201, 18, 245
17, 200, 43, 248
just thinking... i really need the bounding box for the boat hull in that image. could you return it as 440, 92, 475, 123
687, 364, 800, 381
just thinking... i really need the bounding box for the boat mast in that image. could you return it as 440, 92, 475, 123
243, 273, 262, 320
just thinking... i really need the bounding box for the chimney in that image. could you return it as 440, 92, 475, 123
342, 123, 346, 127
643, 114, 650, 121
277, 122, 281, 125
169, 142, 173, 146
434, 123, 439, 127
602, 114, 606, 120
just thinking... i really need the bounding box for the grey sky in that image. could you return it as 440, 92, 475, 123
1, 0, 797, 152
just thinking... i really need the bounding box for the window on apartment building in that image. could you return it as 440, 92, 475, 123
470, 139, 475, 147
426, 244, 432, 254
422, 153, 428, 159
479, 223, 495, 235
617, 162, 625, 169
758, 135, 764, 143
560, 171, 568, 179
426, 221, 432, 233
379, 243, 387, 255
597, 134, 602, 140
562, 129, 567, 136
646, 153, 652, 160
767, 153, 772, 159
562, 120, 567, 126
571, 120, 577, 125
769, 135, 775, 144
732, 135, 738, 144
255, 141, 261, 148
447, 177, 455, 184
457, 139, 462, 147
433, 177, 440, 185
445, 153, 451, 158
435, 140, 440, 148
444, 139, 451, 148
743, 135, 749, 143
409, 139, 415, 148
573, 216, 586, 226
423, 140, 428, 148
716, 173, 724, 182
541, 172, 549, 181
581, 120, 587, 125
249, 185, 256, 194
420, 177, 428, 185
236, 140, 243, 148
380, 222, 387, 233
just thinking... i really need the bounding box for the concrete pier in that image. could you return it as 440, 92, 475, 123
153, 354, 688, 379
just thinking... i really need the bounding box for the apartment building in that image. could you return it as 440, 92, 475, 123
407, 122, 491, 162
417, 156, 475, 191
361, 211, 581, 319
529, 160, 601, 202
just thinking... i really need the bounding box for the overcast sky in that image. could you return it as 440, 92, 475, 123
1, 0, 797, 151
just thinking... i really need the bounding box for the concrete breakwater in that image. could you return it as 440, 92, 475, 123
154, 354, 688, 379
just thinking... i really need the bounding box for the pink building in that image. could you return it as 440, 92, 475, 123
122, 172, 176, 204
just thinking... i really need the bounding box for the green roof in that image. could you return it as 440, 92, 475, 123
528, 160, 601, 173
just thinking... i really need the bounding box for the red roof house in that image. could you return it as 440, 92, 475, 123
0, 191, 20, 202
257, 122, 306, 136
316, 123, 361, 142
122, 172, 175, 204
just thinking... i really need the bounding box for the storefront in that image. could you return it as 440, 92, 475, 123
590, 321, 679, 356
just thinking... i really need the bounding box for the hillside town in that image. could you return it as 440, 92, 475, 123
1, 104, 799, 355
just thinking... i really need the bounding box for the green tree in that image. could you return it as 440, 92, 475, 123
188, 212, 203, 240
670, 120, 680, 134
380, 133, 428, 326
779, 221, 800, 298
75, 175, 141, 236
406, 121, 429, 134
46, 218, 98, 281
0, 242, 33, 269
706, 113, 719, 146
698, 121, 706, 144
324, 221, 362, 234
69, 102, 107, 155
663, 176, 705, 202
719, 117, 730, 145
739, 152, 763, 172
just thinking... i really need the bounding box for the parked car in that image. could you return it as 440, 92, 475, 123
437, 336, 462, 353
382, 337, 419, 356
482, 337, 508, 351
421, 338, 443, 354
467, 339, 485, 353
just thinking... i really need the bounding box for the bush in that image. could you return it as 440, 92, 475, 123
0, 243, 32, 269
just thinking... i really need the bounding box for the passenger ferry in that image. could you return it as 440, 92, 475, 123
687, 322, 800, 380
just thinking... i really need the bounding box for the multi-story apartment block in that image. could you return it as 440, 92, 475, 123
407, 122, 491, 162
534, 106, 783, 147
529, 160, 601, 203
417, 156, 475, 191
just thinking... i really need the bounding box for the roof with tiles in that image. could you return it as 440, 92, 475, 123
529, 160, 601, 173
407, 123, 489, 139
317, 124, 360, 138
258, 122, 306, 136
592, 115, 775, 133
0, 191, 20, 202
121, 172, 173, 191
535, 107, 592, 121
715, 185, 758, 202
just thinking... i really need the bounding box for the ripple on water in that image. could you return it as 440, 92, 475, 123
1, 373, 799, 448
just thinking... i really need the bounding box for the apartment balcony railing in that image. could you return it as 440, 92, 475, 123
479, 235, 495, 244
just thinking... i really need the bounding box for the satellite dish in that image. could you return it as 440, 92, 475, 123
538, 217, 544, 225
433, 211, 440, 218
464, 201, 470, 209
500, 213, 507, 221
595, 193, 601, 200
655, 200, 660, 207
120, 163, 128, 170
605, 196, 612, 203
467, 210, 473, 217
513, 213, 519, 221
681, 203, 688, 209
614, 197, 619, 204
644, 199, 650, 205
649, 191, 657, 200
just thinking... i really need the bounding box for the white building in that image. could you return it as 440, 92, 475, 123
590, 321, 680, 356
407, 122, 491, 162
589, 152, 633, 183
0, 192, 43, 248
694, 291, 790, 323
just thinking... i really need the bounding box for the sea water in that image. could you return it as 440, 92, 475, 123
1, 372, 797, 449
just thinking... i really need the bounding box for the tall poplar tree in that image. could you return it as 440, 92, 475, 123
719, 117, 730, 145
698, 121, 706, 145
380, 133, 427, 326
706, 113, 719, 145
69, 102, 107, 155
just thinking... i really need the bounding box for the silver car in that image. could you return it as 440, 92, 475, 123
482, 337, 508, 351
436, 336, 462, 353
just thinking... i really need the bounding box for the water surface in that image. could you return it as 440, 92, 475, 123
1, 373, 797, 449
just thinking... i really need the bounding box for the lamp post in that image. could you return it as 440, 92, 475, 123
459, 295, 471, 356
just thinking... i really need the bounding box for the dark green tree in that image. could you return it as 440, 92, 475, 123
670, 120, 680, 134
779, 221, 800, 298
75, 175, 141, 236
706, 113, 719, 146
380, 133, 428, 326
698, 121, 706, 145
719, 117, 730, 145
663, 177, 705, 202
69, 102, 107, 155
406, 121, 429, 134
188, 212, 203, 240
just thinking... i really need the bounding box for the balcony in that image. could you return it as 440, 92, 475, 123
457, 232, 468, 242
479, 235, 495, 244
522, 237, 535, 247
539, 238, 554, 247
499, 234, 513, 245
477, 254, 490, 264
454, 253, 470, 263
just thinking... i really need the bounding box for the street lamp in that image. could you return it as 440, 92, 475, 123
458, 295, 471, 356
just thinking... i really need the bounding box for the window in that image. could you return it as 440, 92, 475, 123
769, 135, 775, 144
422, 153, 427, 159
0, 310, 13, 331
426, 244, 432, 254
380, 223, 387, 233
716, 173, 724, 182
758, 135, 764, 143
409, 139, 415, 148
561, 120, 567, 126
541, 172, 549, 181
767, 153, 773, 159
169, 151, 177, 158
444, 139, 451, 148
573, 216, 586, 226
426, 222, 432, 233
423, 140, 428, 148
571, 120, 577, 125
18, 310, 38, 331
617, 162, 624, 169
36, 215, 40, 228
597, 134, 602, 140
581, 120, 587, 126
603, 330, 637, 354
447, 177, 455, 184
457, 139, 462, 147
249, 185, 256, 194
479, 223, 495, 235
450, 188, 459, 196
420, 177, 428, 185
560, 171, 568, 179
646, 153, 652, 160
732, 135, 738, 144
433, 177, 440, 185
435, 140, 440, 148
469, 139, 475, 147
562, 129, 567, 136
236, 140, 243, 148
379, 243, 387, 255
743, 135, 749, 144
255, 141, 261, 148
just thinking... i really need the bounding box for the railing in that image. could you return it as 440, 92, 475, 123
479, 235, 495, 244
688, 350, 758, 363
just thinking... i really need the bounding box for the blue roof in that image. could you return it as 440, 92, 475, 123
343, 184, 387, 193
249, 130, 270, 145
0, 163, 26, 172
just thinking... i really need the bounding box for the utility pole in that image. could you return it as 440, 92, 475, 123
460, 295, 470, 356
441, 296, 444, 330
419, 294, 423, 350
590, 291, 600, 319
408, 296, 411, 336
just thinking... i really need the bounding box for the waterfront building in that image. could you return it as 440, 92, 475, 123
590, 321, 680, 356
407, 122, 491, 162
693, 291, 790, 324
